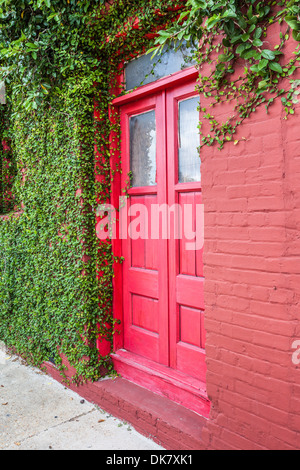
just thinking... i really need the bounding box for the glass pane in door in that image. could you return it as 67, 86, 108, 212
178, 97, 200, 183
130, 110, 157, 187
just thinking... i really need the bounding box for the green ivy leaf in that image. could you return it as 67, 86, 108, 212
261, 49, 276, 60
254, 27, 263, 39
285, 16, 300, 30
258, 58, 269, 71
269, 62, 283, 74
253, 38, 263, 47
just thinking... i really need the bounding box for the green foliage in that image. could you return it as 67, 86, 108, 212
0, 0, 107, 112
0, 0, 179, 382
0, 86, 106, 382
151, 0, 300, 148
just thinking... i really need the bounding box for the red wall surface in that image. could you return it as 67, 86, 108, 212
200, 34, 300, 449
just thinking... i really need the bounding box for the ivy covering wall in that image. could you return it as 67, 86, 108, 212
0, 0, 300, 383
0, 0, 180, 382
0, 87, 105, 381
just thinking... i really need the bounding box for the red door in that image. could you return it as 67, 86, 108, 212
167, 82, 206, 383
118, 78, 206, 393
120, 93, 169, 366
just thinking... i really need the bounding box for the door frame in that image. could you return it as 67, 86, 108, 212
108, 65, 210, 418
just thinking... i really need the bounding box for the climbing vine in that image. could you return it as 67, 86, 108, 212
151, 0, 300, 149
0, 0, 299, 383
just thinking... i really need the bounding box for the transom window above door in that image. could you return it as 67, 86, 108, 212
125, 42, 196, 91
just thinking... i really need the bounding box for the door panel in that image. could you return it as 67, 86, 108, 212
130, 194, 159, 270
132, 294, 159, 333
180, 305, 203, 347
121, 94, 169, 365
179, 192, 203, 276
176, 275, 204, 310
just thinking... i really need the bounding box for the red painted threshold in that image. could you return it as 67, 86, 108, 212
112, 350, 210, 419
45, 361, 208, 450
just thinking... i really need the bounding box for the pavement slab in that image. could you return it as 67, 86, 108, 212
0, 350, 164, 451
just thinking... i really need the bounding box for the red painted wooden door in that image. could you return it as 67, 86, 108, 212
120, 93, 169, 366
120, 80, 205, 382
167, 82, 206, 382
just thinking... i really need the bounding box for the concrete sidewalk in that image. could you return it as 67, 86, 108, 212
0, 350, 164, 450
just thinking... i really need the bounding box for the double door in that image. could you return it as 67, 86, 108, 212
120, 80, 206, 382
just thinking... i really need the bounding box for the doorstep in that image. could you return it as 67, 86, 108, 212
45, 361, 208, 450
112, 349, 210, 418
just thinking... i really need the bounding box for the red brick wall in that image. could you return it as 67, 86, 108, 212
200, 35, 300, 450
